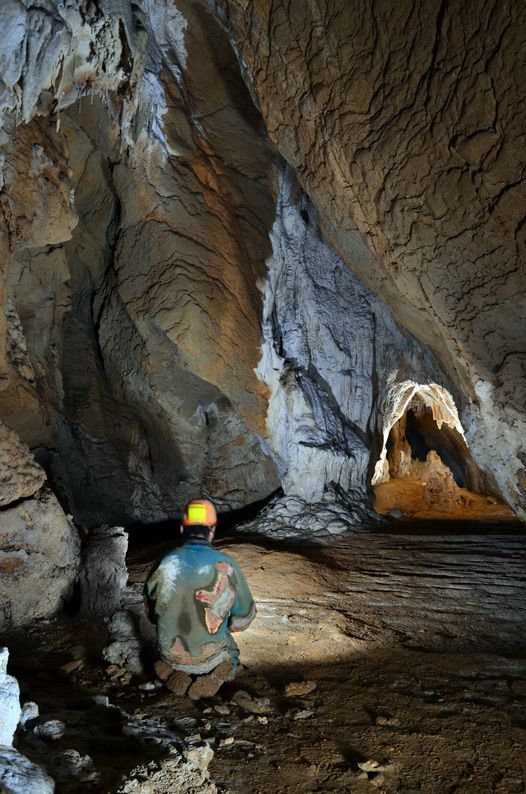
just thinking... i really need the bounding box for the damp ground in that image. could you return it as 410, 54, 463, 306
5, 523, 526, 793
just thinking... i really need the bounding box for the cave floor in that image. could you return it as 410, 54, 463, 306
7, 524, 526, 793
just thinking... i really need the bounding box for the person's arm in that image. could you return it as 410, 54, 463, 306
228, 561, 256, 632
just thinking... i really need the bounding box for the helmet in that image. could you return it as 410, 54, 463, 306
182, 499, 217, 528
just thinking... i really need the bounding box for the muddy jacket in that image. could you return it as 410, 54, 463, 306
143, 538, 256, 674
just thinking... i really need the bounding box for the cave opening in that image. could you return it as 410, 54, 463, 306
372, 384, 516, 522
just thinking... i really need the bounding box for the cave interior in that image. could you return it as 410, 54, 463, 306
0, 0, 525, 792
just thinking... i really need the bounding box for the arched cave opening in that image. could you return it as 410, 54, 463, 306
372, 387, 514, 522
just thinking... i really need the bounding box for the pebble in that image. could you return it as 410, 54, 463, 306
92, 695, 110, 707
138, 681, 158, 691
19, 702, 39, 727
60, 660, 83, 675
34, 719, 66, 741
202, 707, 212, 714
376, 715, 400, 726
358, 759, 382, 772
214, 704, 231, 715
283, 680, 317, 697
219, 737, 235, 747
184, 743, 214, 770
257, 716, 268, 725
232, 690, 272, 715
293, 709, 314, 720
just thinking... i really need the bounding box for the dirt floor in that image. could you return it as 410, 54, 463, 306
374, 479, 516, 522
6, 523, 526, 793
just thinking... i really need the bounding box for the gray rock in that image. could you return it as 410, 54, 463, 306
0, 489, 80, 630
231, 690, 272, 715
115, 750, 217, 793
102, 611, 144, 676
19, 701, 39, 728
0, 746, 55, 794
79, 525, 128, 616
0, 648, 20, 746
33, 719, 66, 741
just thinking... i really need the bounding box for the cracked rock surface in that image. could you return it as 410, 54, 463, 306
218, 0, 526, 517
0, 0, 524, 576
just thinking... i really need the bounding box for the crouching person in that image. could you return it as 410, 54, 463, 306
143, 499, 256, 699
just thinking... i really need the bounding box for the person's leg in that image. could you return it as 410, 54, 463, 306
187, 639, 239, 699
154, 659, 192, 695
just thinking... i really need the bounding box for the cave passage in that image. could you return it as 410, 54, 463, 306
373, 400, 516, 523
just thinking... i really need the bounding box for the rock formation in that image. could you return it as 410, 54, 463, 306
0, 648, 55, 794
217, 0, 526, 518
0, 424, 79, 630
0, 0, 524, 627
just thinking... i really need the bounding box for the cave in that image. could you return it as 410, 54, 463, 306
0, 1, 525, 792
372, 387, 516, 522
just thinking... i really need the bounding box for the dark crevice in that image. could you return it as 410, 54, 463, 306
126, 487, 283, 548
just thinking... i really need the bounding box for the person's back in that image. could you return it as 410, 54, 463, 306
144, 499, 255, 697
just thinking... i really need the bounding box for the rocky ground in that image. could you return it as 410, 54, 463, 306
4, 524, 526, 793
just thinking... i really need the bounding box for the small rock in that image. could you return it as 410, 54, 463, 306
219, 737, 235, 747
387, 508, 403, 520
34, 719, 66, 741
138, 681, 157, 691
257, 716, 268, 725
232, 690, 272, 715
293, 709, 314, 720
214, 704, 231, 715
60, 659, 83, 674
358, 759, 382, 773
56, 749, 99, 783
92, 695, 110, 707
202, 707, 212, 714
184, 743, 214, 770
283, 680, 317, 697
19, 701, 39, 727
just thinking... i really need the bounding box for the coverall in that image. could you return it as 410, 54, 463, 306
143, 537, 256, 676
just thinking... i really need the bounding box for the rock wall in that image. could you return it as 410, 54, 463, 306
0, 425, 79, 630
0, 0, 523, 551
217, 0, 526, 518
0, 0, 281, 529
242, 171, 482, 537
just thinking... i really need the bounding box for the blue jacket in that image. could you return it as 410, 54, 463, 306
144, 539, 256, 674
